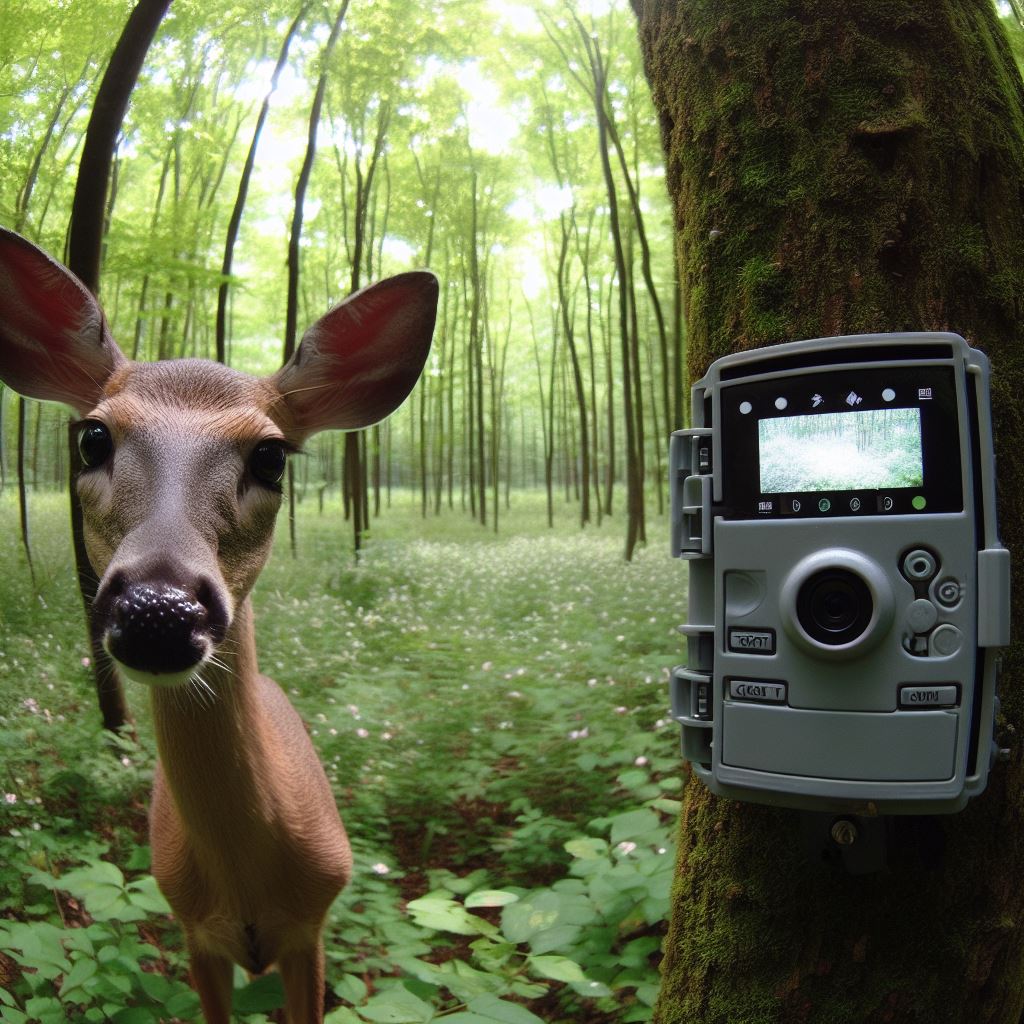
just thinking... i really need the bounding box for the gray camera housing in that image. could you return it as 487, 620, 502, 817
670, 333, 1010, 814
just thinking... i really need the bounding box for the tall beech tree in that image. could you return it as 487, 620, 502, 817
631, 1, 1024, 1021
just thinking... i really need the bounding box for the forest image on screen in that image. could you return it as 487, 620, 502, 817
758, 408, 924, 493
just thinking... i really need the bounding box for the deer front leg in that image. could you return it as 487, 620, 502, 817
189, 948, 234, 1024
278, 939, 327, 1024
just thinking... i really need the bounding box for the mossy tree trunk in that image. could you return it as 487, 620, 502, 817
631, 1, 1024, 1021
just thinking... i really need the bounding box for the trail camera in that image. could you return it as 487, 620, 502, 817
670, 333, 1011, 814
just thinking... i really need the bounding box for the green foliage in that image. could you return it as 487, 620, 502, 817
0, 493, 681, 1022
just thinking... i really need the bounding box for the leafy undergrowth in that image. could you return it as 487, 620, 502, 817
0, 491, 685, 1024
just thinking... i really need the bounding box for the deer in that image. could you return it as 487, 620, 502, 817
0, 228, 438, 1023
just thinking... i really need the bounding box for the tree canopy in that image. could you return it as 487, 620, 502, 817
0, 0, 680, 558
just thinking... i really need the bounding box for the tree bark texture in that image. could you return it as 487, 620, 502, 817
631, 1, 1024, 1021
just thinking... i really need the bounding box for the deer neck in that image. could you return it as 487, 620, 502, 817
149, 597, 276, 844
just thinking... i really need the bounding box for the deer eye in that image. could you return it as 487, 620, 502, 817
249, 440, 288, 489
77, 421, 113, 469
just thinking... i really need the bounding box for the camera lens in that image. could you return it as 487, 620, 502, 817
796, 569, 873, 646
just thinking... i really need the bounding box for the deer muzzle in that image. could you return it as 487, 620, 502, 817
95, 567, 229, 686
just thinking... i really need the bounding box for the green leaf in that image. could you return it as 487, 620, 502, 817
528, 955, 585, 983
135, 970, 173, 1002
163, 988, 201, 1019
58, 956, 98, 997
232, 972, 285, 1014
406, 897, 488, 936
334, 973, 369, 1004
464, 995, 546, 1024
356, 986, 434, 1023
127, 876, 171, 914
111, 1007, 156, 1024
564, 837, 607, 860
571, 979, 614, 998
500, 893, 561, 943
326, 1008, 363, 1024
465, 890, 519, 909
649, 798, 682, 815
609, 809, 661, 844
111, 1009, 157, 1024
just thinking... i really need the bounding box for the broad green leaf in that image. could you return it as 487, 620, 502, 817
110, 1009, 157, 1024
356, 987, 434, 1023
232, 972, 285, 1014
528, 954, 585, 983
572, 979, 614, 998
334, 973, 369, 1004
609, 809, 661, 844
58, 956, 98, 997
564, 837, 607, 860
326, 1008, 363, 1024
464, 995, 546, 1024
406, 897, 487, 936
465, 889, 519, 909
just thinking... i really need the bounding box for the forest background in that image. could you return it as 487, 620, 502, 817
0, 0, 681, 559
2, 2, 1022, 1023
0, 0, 684, 1022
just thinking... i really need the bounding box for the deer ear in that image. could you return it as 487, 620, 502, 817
271, 271, 438, 439
0, 229, 126, 416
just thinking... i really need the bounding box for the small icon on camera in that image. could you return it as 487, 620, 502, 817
918, 387, 933, 400
811, 393, 823, 408
845, 391, 863, 406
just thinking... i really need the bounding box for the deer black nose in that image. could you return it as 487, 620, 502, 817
106, 581, 218, 675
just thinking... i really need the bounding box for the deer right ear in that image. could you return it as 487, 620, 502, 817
270, 271, 438, 441
0, 229, 126, 415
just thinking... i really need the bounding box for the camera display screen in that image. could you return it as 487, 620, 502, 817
719, 365, 964, 518
758, 408, 924, 493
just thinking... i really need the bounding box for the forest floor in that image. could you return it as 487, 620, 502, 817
0, 490, 684, 1024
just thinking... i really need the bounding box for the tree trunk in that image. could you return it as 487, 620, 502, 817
632, 1, 1024, 1020
217, 3, 308, 364
284, 0, 349, 559
16, 399, 35, 589
66, 0, 171, 734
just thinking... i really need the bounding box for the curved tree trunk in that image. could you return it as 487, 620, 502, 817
632, 1, 1024, 1020
66, 0, 172, 734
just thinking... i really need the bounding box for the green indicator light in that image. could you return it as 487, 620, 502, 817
912, 495, 927, 511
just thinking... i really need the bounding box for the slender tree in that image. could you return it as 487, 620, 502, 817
632, 1, 1024, 1020
284, 0, 350, 556
65, 0, 172, 734
216, 3, 310, 364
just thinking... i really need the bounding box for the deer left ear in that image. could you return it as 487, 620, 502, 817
0, 228, 126, 415
271, 271, 438, 440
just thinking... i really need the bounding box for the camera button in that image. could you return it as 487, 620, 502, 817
935, 578, 962, 608
929, 624, 963, 657
898, 684, 958, 709
907, 599, 938, 634
729, 679, 787, 704
728, 628, 776, 654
